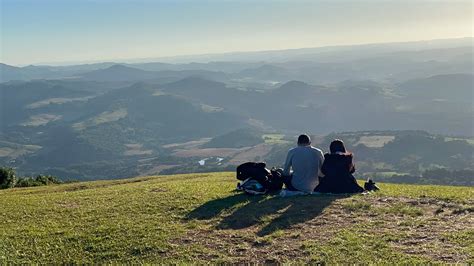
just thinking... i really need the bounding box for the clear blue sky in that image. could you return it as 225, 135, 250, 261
1, 0, 472, 65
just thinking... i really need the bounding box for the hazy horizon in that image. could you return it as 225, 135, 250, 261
1, 0, 473, 66
0, 36, 471, 67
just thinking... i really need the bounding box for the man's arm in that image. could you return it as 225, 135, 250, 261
282, 150, 293, 176
318, 150, 325, 177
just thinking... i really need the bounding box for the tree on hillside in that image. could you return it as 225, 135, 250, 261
0, 167, 17, 189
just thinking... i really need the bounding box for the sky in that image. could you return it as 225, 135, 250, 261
0, 0, 472, 66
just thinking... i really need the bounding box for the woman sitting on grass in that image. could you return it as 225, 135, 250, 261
314, 139, 364, 194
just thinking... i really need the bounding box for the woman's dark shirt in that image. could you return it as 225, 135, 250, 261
314, 152, 364, 194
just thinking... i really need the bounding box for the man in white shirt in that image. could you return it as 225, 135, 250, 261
282, 134, 324, 193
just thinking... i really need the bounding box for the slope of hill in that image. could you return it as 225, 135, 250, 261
1, 172, 472, 264
79, 64, 229, 82
203, 128, 264, 148
397, 74, 474, 102
0, 63, 57, 82
79, 65, 159, 81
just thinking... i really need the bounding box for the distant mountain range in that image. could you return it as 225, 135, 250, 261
2, 37, 472, 83
0, 37, 472, 180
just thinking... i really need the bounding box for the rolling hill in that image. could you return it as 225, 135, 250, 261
0, 172, 472, 263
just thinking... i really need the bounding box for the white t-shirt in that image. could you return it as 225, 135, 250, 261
283, 145, 324, 193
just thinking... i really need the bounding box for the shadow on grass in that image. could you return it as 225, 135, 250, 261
186, 192, 349, 236
185, 193, 260, 220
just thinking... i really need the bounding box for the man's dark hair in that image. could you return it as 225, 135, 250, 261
297, 134, 311, 145
330, 139, 347, 153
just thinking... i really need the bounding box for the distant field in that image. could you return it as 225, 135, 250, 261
367, 171, 409, 177
0, 141, 42, 159
445, 137, 474, 145
355, 135, 395, 148
163, 138, 211, 149
200, 104, 224, 112
167, 137, 276, 166
1, 173, 472, 264
171, 144, 275, 166
171, 147, 245, 158
262, 134, 289, 144
123, 143, 153, 156
73, 108, 127, 130
262, 134, 291, 144
20, 114, 62, 127
371, 162, 396, 171
225, 144, 274, 165
26, 96, 94, 109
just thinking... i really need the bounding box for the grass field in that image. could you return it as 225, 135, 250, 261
355, 135, 395, 148
0, 173, 473, 263
262, 134, 291, 144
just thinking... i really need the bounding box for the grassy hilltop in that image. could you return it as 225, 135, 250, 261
0, 172, 473, 264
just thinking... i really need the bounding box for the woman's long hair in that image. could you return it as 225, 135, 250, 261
329, 139, 347, 154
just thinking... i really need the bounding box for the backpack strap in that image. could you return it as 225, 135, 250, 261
237, 177, 252, 190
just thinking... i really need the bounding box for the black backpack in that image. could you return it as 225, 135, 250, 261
236, 162, 283, 194
267, 168, 283, 191
364, 179, 380, 191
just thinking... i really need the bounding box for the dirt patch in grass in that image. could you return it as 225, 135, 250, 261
346, 196, 473, 262
175, 196, 355, 262
377, 197, 473, 262
63, 184, 90, 192
150, 188, 169, 193
57, 201, 80, 209
177, 195, 474, 263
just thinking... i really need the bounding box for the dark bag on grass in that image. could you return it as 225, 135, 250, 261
267, 168, 283, 191
236, 162, 283, 194
364, 178, 380, 191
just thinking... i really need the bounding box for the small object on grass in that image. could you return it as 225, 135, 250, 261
364, 178, 380, 191
238, 179, 267, 195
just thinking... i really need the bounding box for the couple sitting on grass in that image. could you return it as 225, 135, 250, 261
236, 134, 377, 195
280, 134, 364, 196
